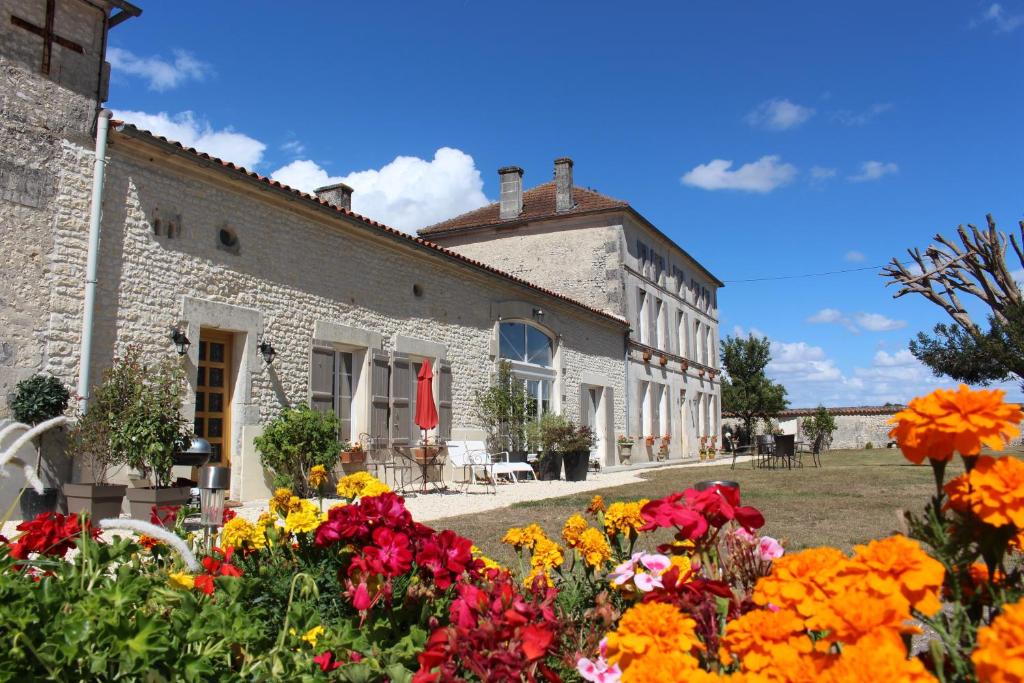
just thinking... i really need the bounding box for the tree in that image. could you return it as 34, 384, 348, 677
800, 405, 837, 450
720, 334, 788, 443
882, 215, 1024, 388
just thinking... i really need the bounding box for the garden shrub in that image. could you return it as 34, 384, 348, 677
10, 374, 70, 426
254, 405, 343, 496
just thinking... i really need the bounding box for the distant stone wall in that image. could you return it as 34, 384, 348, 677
723, 409, 901, 450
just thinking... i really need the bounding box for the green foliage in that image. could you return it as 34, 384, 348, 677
475, 361, 531, 453
105, 346, 191, 488
800, 405, 837, 450
255, 405, 342, 496
864, 441, 874, 449
10, 374, 70, 425
719, 334, 788, 442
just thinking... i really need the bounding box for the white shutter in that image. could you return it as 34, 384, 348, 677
390, 352, 412, 446
437, 359, 453, 442
369, 349, 391, 448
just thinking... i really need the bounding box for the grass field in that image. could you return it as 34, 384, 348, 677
436, 447, 1010, 566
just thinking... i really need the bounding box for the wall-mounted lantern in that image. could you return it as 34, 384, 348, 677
170, 327, 191, 356
257, 339, 277, 365
532, 308, 545, 323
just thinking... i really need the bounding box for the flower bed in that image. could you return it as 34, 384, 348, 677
2, 385, 1024, 680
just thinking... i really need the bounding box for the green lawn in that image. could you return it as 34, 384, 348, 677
436, 447, 1008, 566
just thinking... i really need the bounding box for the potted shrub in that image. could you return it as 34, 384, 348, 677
475, 361, 530, 462
657, 434, 671, 461
64, 361, 136, 519
109, 347, 194, 520
561, 424, 597, 482
526, 413, 572, 481
642, 349, 653, 363
659, 354, 668, 366
255, 404, 342, 498
340, 439, 365, 465
644, 435, 656, 447
10, 374, 70, 518
616, 435, 634, 465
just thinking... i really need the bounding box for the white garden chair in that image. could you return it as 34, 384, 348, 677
464, 440, 536, 484
447, 441, 496, 494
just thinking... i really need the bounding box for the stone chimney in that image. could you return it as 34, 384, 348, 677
554, 157, 574, 212
498, 166, 524, 220
314, 182, 354, 211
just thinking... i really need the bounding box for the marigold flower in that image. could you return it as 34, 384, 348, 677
220, 516, 257, 550
335, 471, 391, 500
604, 602, 703, 671
844, 535, 945, 616
524, 565, 553, 589
809, 587, 919, 647
530, 537, 564, 571
269, 487, 295, 516
308, 464, 328, 489
819, 631, 936, 683
753, 547, 850, 621
502, 523, 547, 550
470, 545, 502, 571
168, 571, 195, 590
955, 455, 1024, 528
576, 527, 612, 570
604, 500, 649, 537
972, 598, 1024, 683
888, 385, 1022, 463
587, 495, 606, 514
138, 534, 161, 550
720, 607, 811, 672
620, 650, 705, 683
284, 499, 321, 534
301, 625, 324, 647
562, 514, 589, 547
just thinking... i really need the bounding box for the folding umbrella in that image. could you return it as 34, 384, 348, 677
414, 359, 439, 441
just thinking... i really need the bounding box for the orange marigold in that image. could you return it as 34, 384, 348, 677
604, 500, 649, 538
576, 527, 612, 569
605, 601, 703, 671
819, 631, 936, 683
961, 455, 1024, 528
843, 535, 945, 616
719, 607, 811, 673
752, 547, 850, 621
587, 494, 606, 514
620, 650, 704, 683
562, 514, 589, 547
944, 472, 972, 513
888, 385, 1022, 464
809, 587, 919, 647
972, 598, 1024, 683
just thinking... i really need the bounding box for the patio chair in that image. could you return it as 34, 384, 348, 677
363, 433, 413, 492
796, 433, 824, 468
771, 434, 795, 470
588, 449, 602, 473
446, 440, 496, 494
725, 434, 756, 470
756, 435, 775, 469
465, 440, 536, 483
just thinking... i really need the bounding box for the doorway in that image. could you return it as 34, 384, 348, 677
194, 329, 233, 465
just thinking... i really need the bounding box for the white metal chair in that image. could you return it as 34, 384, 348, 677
465, 440, 536, 483
447, 441, 496, 494
588, 448, 602, 474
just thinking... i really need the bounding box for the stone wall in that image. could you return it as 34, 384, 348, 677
723, 411, 900, 450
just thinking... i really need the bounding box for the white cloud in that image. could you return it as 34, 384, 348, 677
112, 110, 266, 168
768, 340, 844, 384
107, 47, 209, 91
681, 155, 797, 193
849, 160, 899, 182
844, 250, 866, 262
806, 308, 905, 333
280, 139, 306, 157
745, 98, 815, 130
271, 148, 489, 233
833, 102, 893, 126
973, 3, 1024, 32
810, 166, 838, 182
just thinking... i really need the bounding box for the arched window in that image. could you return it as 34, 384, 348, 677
498, 321, 556, 419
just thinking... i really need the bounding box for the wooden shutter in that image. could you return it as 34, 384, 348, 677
369, 349, 391, 448
437, 359, 453, 442
310, 348, 336, 416
390, 352, 412, 446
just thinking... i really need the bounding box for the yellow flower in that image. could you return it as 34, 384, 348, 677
284, 499, 321, 534
562, 514, 589, 547
301, 625, 324, 647
471, 545, 503, 572
530, 537, 564, 571
168, 571, 195, 590
308, 464, 328, 489
270, 487, 295, 516
576, 527, 612, 570
220, 516, 257, 550
336, 471, 391, 499
587, 495, 606, 514
502, 523, 547, 551
888, 385, 1022, 464
524, 566, 553, 589
605, 602, 703, 671
604, 500, 649, 537
972, 597, 1024, 683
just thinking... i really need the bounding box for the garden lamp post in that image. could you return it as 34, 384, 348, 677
198, 464, 230, 552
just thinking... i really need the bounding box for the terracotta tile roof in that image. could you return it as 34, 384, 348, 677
108, 122, 627, 329
723, 405, 904, 419
419, 181, 629, 235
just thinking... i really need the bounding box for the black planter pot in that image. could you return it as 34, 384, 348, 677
508, 450, 528, 464
20, 487, 59, 519
562, 450, 590, 482
536, 452, 563, 480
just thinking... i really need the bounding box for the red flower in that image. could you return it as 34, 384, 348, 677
684, 486, 764, 530
362, 527, 413, 577
195, 546, 244, 594
520, 625, 554, 660
150, 505, 179, 528
9, 512, 99, 560
640, 493, 709, 538
415, 529, 476, 590
222, 508, 237, 523
194, 574, 215, 596
313, 651, 342, 672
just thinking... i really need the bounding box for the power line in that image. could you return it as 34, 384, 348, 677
723, 263, 894, 284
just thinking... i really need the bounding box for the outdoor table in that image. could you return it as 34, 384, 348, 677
394, 445, 449, 495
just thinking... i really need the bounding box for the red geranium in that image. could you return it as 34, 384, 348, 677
362, 527, 413, 577
415, 529, 477, 590
641, 485, 764, 540
195, 546, 243, 595
150, 505, 179, 528
8, 512, 99, 561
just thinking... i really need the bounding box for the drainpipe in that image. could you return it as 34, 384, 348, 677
623, 330, 631, 440
77, 109, 112, 413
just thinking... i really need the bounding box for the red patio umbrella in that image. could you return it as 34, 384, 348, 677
414, 359, 439, 440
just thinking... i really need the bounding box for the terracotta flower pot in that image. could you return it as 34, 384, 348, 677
642, 350, 652, 363
340, 450, 366, 464
64, 483, 127, 520
659, 355, 668, 366
125, 485, 192, 521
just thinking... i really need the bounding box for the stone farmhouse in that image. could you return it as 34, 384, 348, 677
419, 161, 724, 461
0, 0, 632, 507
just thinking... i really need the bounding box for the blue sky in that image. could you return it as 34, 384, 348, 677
105, 1, 1024, 407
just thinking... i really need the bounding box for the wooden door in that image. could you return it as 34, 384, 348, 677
194, 330, 233, 465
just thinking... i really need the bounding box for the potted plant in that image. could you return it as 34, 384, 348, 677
526, 413, 571, 480
10, 374, 70, 518
64, 361, 135, 519
255, 404, 342, 498
681, 359, 689, 371
659, 354, 668, 366
658, 434, 671, 461
644, 435, 656, 447
340, 440, 365, 465
642, 349, 653, 363
616, 435, 634, 465
412, 437, 442, 463
110, 347, 194, 520
475, 361, 531, 462
561, 424, 597, 482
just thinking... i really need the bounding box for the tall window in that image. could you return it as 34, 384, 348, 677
655, 298, 665, 350
637, 290, 648, 345
677, 311, 687, 357
311, 348, 354, 441
638, 381, 650, 436
654, 253, 665, 286
651, 383, 662, 438
499, 321, 555, 420
636, 240, 650, 278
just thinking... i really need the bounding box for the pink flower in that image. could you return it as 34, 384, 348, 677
639, 553, 671, 573
756, 536, 784, 561
608, 553, 669, 593
577, 639, 623, 683
731, 526, 755, 543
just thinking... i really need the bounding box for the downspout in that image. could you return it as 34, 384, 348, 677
623, 330, 631, 440
77, 109, 112, 413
